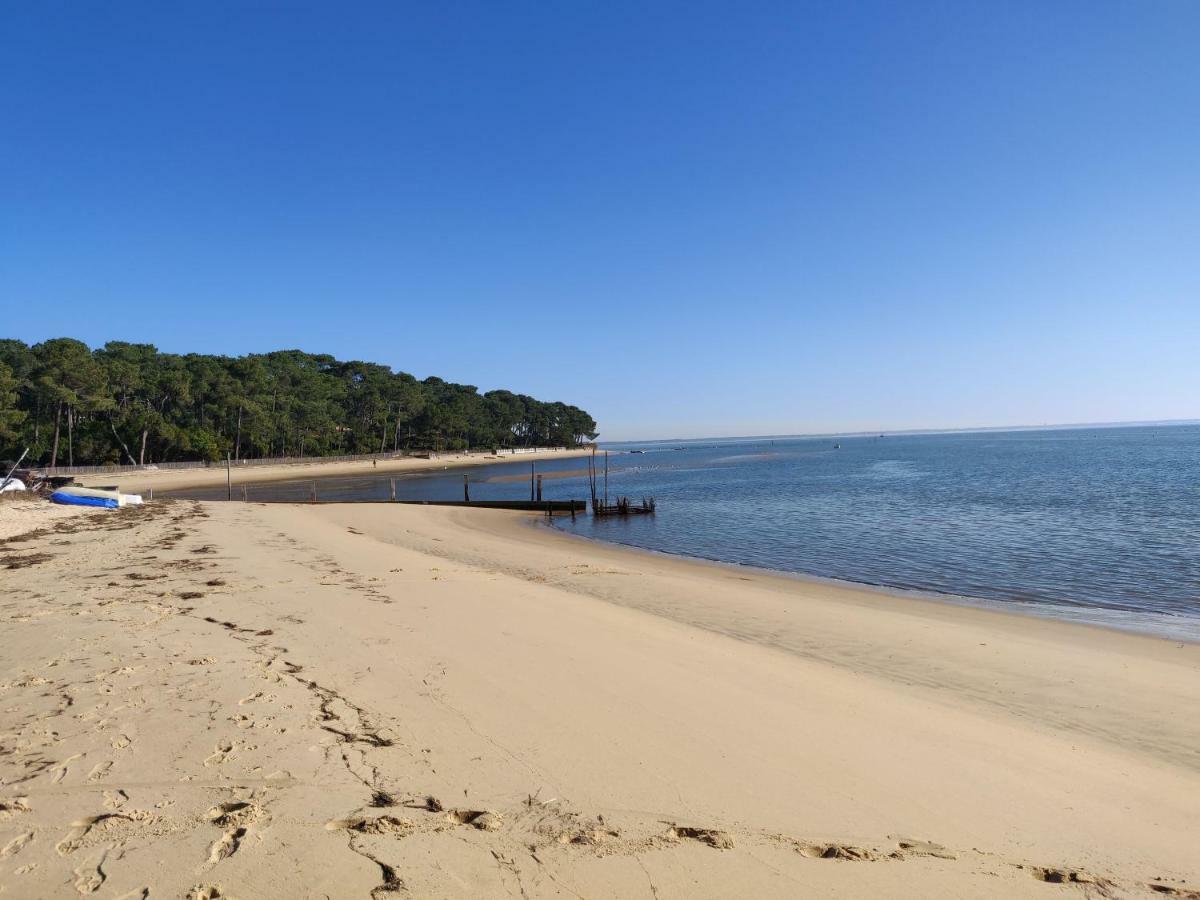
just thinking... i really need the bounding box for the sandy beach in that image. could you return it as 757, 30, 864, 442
71, 448, 591, 496
1, 498, 1198, 898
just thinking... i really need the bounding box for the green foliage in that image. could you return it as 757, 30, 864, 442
0, 361, 25, 444
0, 338, 598, 466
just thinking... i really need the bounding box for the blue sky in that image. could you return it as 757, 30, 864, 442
2, 2, 1197, 440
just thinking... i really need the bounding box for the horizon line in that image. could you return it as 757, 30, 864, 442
599, 417, 1200, 445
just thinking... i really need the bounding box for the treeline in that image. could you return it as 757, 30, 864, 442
0, 338, 598, 467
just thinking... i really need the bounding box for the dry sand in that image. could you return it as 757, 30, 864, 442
0, 497, 103, 542
74, 447, 590, 496
1, 499, 1197, 899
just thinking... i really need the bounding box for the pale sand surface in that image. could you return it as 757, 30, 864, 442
1, 500, 1197, 898
74, 447, 590, 495
0, 498, 102, 542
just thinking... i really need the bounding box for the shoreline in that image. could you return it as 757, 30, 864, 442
74, 446, 591, 495
475, 506, 1200, 660
536, 514, 1200, 644
137, 444, 1200, 645
151, 490, 1200, 645
2, 498, 1197, 896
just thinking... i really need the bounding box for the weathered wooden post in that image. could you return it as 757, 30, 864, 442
536, 474, 543, 502
463, 474, 470, 502
241, 485, 248, 502
226, 452, 232, 501
311, 481, 317, 503
604, 451, 608, 506
390, 478, 396, 502
148, 486, 154, 501
530, 463, 535, 501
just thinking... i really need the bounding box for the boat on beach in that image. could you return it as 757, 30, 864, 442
51, 485, 143, 508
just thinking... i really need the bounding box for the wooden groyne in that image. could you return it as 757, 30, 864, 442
252, 498, 586, 513
592, 496, 656, 517
588, 448, 656, 517
396, 499, 584, 513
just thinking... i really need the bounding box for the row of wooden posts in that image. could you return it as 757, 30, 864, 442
217, 451, 649, 517
222, 460, 547, 504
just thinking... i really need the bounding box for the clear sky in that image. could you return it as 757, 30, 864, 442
2, 2, 1197, 440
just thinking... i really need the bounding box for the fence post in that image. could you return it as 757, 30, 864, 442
463, 474, 470, 502
390, 478, 396, 502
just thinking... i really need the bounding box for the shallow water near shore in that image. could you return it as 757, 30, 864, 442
175, 424, 1200, 640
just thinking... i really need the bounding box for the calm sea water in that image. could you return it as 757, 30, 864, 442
176, 425, 1200, 639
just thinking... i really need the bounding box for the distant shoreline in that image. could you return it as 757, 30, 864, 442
77, 446, 592, 494
604, 417, 1200, 446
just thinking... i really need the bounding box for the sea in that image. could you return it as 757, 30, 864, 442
175, 424, 1200, 640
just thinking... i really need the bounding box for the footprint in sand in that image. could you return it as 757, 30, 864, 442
0, 796, 32, 819
204, 739, 235, 767
207, 800, 259, 828
326, 815, 414, 837
552, 819, 621, 847
796, 841, 874, 860
103, 789, 129, 811
50, 753, 83, 784
208, 826, 246, 863
1028, 865, 1106, 886
895, 838, 956, 860
72, 849, 107, 894
55, 811, 150, 858
444, 809, 503, 832
87, 760, 113, 781
0, 830, 33, 857
1143, 885, 1200, 898
206, 800, 262, 864
667, 826, 735, 850
56, 815, 108, 856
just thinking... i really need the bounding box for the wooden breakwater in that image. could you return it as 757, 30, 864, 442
592, 496, 656, 516
588, 448, 655, 516
251, 497, 585, 513
395, 499, 584, 512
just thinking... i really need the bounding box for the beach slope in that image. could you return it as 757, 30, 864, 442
0, 500, 1197, 898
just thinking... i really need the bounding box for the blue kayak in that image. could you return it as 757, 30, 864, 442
51, 491, 119, 509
